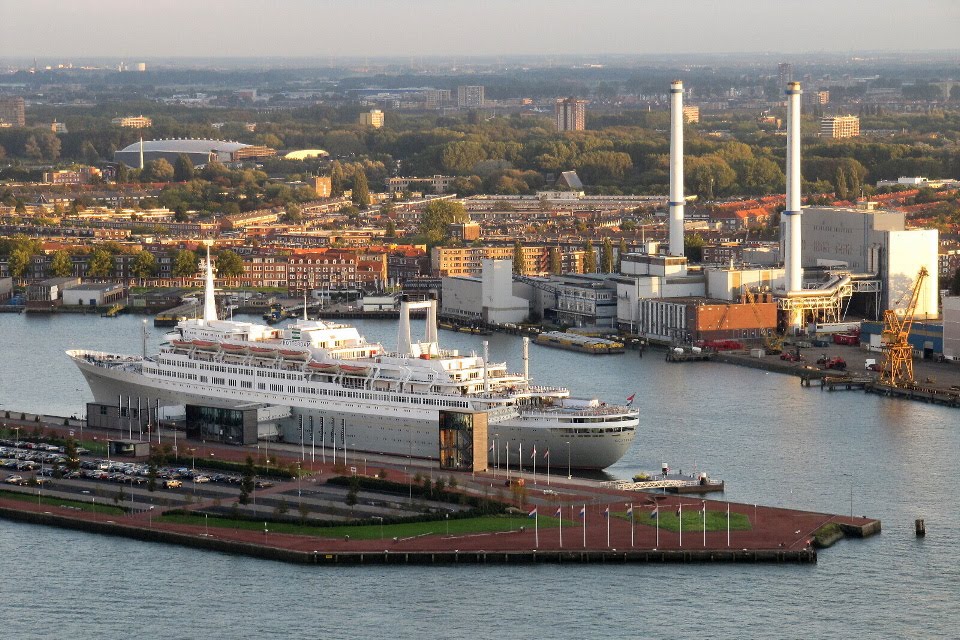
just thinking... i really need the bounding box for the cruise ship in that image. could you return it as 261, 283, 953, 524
68, 249, 638, 470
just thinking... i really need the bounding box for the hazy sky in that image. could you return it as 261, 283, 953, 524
1, 0, 957, 59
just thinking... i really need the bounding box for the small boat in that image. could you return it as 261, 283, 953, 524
279, 348, 310, 360
339, 364, 371, 375
307, 361, 339, 373
249, 345, 278, 356
170, 339, 193, 349
220, 343, 249, 354
192, 340, 218, 351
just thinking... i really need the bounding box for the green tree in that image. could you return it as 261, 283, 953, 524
145, 159, 175, 182
600, 238, 614, 273
80, 141, 100, 165
173, 154, 195, 182
329, 162, 345, 197
282, 203, 304, 224
549, 247, 562, 275
686, 155, 736, 200
49, 250, 73, 277
131, 251, 157, 282
172, 249, 200, 277
115, 163, 129, 184
239, 455, 255, 505
419, 200, 468, 246
512, 240, 525, 274
583, 240, 597, 273
685, 233, 706, 262
87, 249, 114, 278
617, 238, 627, 272
215, 250, 244, 278
352, 171, 370, 208
8, 248, 31, 278
835, 167, 849, 200
384, 219, 397, 238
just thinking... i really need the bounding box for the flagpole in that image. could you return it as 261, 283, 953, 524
727, 502, 730, 547
703, 500, 707, 548
558, 507, 563, 548
582, 504, 586, 549
518, 441, 522, 480
546, 450, 550, 486
606, 508, 610, 548
505, 442, 509, 481
656, 508, 659, 548
630, 503, 634, 548
679, 501, 682, 547
532, 446, 536, 484
535, 510, 539, 549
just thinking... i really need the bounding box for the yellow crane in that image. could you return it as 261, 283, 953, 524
879, 267, 928, 387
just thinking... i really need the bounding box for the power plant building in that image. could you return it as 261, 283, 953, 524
114, 139, 276, 167
800, 206, 939, 318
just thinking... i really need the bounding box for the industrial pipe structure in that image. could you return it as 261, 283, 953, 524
668, 80, 685, 257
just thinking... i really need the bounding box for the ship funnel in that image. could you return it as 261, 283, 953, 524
203, 242, 217, 323
783, 81, 803, 293
397, 297, 412, 355
668, 80, 685, 257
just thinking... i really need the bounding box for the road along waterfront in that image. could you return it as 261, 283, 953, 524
1, 313, 958, 637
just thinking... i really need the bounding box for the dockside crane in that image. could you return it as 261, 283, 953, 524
879, 267, 928, 387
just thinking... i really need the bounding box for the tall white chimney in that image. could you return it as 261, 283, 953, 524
668, 80, 685, 257
784, 81, 803, 293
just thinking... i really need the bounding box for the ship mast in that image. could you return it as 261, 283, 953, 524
203, 241, 217, 324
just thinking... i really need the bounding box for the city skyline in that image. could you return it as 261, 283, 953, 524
0, 0, 957, 59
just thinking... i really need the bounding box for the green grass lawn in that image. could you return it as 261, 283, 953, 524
619, 509, 752, 533
0, 488, 126, 515
160, 512, 563, 540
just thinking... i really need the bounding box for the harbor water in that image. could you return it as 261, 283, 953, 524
1, 313, 957, 637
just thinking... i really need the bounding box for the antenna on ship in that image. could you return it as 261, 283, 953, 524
202, 240, 217, 324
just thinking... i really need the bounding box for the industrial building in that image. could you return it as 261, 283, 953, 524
441, 259, 532, 324
114, 139, 276, 167
800, 205, 939, 318
943, 297, 960, 360
636, 295, 777, 344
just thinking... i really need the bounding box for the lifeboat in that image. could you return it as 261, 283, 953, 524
279, 348, 310, 360
307, 361, 339, 373
339, 364, 371, 376
192, 340, 218, 351
220, 343, 249, 355
249, 345, 278, 357
170, 339, 193, 349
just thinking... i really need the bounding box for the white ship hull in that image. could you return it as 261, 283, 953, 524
70, 351, 637, 470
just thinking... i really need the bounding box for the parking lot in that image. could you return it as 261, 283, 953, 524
1, 437, 466, 523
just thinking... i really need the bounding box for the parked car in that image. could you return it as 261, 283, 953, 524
163, 479, 182, 489
4, 474, 28, 485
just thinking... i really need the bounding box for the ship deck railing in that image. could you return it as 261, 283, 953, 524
518, 404, 635, 418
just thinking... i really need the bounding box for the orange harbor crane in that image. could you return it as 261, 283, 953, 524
879, 267, 928, 387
